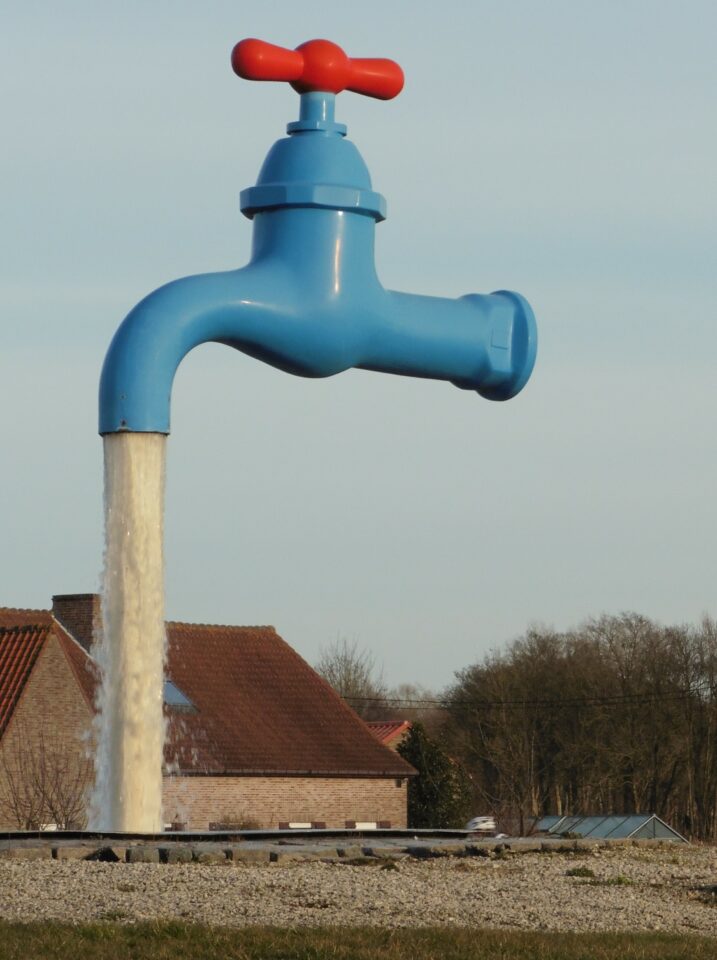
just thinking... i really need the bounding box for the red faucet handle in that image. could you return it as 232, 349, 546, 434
232, 38, 404, 101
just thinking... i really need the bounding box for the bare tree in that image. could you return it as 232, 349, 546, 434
0, 717, 93, 830
315, 636, 388, 720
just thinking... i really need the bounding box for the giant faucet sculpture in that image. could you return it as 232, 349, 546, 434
99, 38, 537, 433
94, 39, 537, 832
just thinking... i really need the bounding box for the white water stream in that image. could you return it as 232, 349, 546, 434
89, 433, 167, 832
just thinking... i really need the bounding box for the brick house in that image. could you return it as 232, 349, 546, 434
0, 595, 415, 830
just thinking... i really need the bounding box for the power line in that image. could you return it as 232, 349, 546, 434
346, 689, 708, 710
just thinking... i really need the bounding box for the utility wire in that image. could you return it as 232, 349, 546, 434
345, 689, 709, 710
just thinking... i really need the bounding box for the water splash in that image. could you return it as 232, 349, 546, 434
89, 433, 167, 831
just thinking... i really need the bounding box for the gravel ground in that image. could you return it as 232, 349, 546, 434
1, 845, 716, 934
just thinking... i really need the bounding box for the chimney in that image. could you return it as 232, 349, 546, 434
51, 594, 102, 653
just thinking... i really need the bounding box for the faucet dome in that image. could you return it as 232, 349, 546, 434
240, 92, 386, 222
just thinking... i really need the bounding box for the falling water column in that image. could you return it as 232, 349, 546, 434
90, 433, 167, 832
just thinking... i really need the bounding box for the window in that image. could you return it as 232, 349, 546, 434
163, 679, 196, 712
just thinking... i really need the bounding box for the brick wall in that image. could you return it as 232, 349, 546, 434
0, 633, 94, 830
163, 775, 408, 830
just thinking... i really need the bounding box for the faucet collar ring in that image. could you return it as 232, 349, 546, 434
240, 183, 386, 221
286, 117, 347, 136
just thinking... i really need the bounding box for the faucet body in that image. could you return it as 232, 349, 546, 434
99, 92, 536, 434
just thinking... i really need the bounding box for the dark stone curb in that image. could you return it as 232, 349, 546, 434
0, 837, 678, 866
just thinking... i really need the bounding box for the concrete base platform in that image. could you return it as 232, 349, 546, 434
0, 829, 681, 865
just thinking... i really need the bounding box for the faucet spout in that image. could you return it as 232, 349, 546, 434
99, 223, 536, 434
99, 268, 265, 435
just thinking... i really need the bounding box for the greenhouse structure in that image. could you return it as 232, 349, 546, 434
535, 814, 686, 842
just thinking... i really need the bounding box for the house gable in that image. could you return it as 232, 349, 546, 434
5, 631, 94, 744
0, 625, 49, 738
0, 629, 95, 830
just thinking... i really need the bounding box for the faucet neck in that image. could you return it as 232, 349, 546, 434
287, 93, 347, 137
250, 206, 379, 293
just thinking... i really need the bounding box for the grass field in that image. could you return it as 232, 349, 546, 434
0, 923, 714, 960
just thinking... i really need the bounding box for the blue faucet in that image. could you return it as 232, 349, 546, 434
99, 38, 537, 435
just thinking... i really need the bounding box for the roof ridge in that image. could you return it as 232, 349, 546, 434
167, 621, 277, 631
0, 605, 50, 613
0, 607, 51, 624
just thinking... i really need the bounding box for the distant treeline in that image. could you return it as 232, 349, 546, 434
317, 615, 717, 839
441, 614, 717, 840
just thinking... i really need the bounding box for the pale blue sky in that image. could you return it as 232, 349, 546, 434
2, 1, 716, 688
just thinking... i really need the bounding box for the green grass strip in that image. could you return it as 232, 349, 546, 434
0, 923, 715, 960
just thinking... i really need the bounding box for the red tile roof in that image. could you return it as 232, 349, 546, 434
165, 623, 415, 777
0, 625, 49, 736
366, 720, 412, 746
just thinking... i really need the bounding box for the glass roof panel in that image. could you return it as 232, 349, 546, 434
555, 816, 584, 834
651, 819, 680, 839
619, 815, 655, 837
632, 821, 657, 840
570, 816, 610, 837
536, 816, 565, 832
163, 679, 195, 710
583, 816, 626, 838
